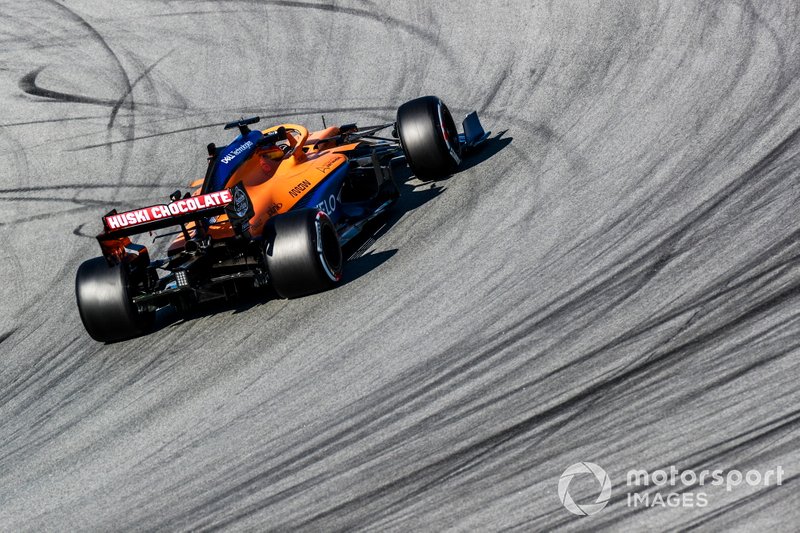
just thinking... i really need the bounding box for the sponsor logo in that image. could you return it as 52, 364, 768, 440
558, 462, 611, 516
316, 157, 340, 173
104, 189, 233, 230
266, 202, 283, 217
315, 193, 337, 216
233, 187, 249, 218
220, 140, 254, 164
289, 179, 312, 198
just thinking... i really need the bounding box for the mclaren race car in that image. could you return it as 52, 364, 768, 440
75, 96, 488, 342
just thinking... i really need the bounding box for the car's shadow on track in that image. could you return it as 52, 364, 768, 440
145, 132, 511, 336
456, 129, 512, 174
339, 130, 512, 280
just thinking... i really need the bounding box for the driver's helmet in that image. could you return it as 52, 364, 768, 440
261, 144, 285, 161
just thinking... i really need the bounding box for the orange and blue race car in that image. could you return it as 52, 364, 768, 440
75, 96, 489, 342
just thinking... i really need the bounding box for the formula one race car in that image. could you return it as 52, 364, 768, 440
75, 96, 488, 342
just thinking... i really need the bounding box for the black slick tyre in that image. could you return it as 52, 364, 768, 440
396, 95, 461, 179
264, 209, 343, 299
75, 257, 154, 342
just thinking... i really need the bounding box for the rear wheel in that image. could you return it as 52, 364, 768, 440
396, 95, 461, 179
264, 209, 343, 299
75, 257, 154, 342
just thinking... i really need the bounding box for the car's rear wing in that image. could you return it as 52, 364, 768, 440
96, 187, 253, 263
99, 189, 233, 239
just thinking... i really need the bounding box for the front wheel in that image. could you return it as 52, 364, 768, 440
75, 257, 154, 342
396, 95, 461, 179
264, 209, 343, 299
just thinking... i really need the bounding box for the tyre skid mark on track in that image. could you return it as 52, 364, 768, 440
107, 50, 173, 131
69, 105, 398, 150
0, 183, 165, 193
477, 65, 512, 116
3, 1, 800, 529
0, 196, 136, 206
0, 202, 140, 227
166, 167, 800, 527
293, 298, 800, 530
18, 68, 116, 106
0, 328, 194, 468
0, 115, 115, 128
675, 408, 800, 476
675, 475, 800, 531
171, 0, 466, 91
35, 0, 141, 202
41, 0, 134, 132
72, 223, 91, 238
261, 0, 446, 53
16, 67, 202, 115
0, 336, 84, 431
0, 329, 17, 346
563, 117, 800, 270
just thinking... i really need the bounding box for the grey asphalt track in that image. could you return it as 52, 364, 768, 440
1, 1, 799, 530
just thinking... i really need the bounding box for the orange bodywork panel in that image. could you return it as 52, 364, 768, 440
98, 235, 132, 263
169, 123, 349, 253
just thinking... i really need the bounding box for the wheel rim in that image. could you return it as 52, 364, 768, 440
315, 212, 342, 281
437, 101, 461, 165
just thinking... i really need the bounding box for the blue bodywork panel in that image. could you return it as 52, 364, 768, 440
291, 161, 349, 224
208, 130, 264, 192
